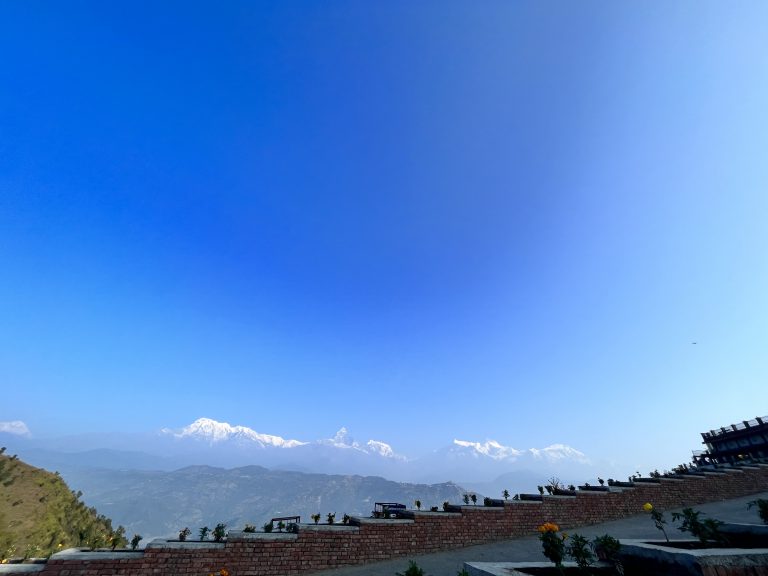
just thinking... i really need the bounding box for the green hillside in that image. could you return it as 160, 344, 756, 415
0, 448, 127, 561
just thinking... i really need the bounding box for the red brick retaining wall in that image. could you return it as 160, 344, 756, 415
5, 465, 767, 576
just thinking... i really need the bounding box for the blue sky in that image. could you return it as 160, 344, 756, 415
1, 1, 767, 473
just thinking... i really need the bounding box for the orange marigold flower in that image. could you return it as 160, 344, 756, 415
537, 522, 559, 533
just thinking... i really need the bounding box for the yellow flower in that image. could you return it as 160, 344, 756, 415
537, 522, 560, 533
643, 502, 653, 512
220, 569, 229, 576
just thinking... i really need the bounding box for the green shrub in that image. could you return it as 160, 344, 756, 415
396, 560, 425, 576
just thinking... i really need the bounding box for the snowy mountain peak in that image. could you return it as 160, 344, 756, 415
332, 427, 354, 446
530, 443, 589, 463
163, 418, 306, 448
452, 439, 524, 460
317, 428, 405, 460
366, 440, 405, 460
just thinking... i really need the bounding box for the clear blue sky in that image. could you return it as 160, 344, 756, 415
1, 1, 767, 473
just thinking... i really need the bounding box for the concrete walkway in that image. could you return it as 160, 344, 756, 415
314, 491, 768, 576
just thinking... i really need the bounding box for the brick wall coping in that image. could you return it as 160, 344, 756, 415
225, 531, 298, 541
396, 510, 463, 518
145, 540, 224, 550
0, 566, 44, 574
446, 506, 508, 512
51, 548, 145, 559
351, 517, 414, 525
296, 524, 358, 532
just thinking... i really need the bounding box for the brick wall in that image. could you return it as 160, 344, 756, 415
4, 465, 767, 576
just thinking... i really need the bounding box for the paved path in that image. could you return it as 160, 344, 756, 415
314, 491, 768, 576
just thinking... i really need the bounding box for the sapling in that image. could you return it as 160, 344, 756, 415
566, 534, 594, 572
130, 534, 142, 550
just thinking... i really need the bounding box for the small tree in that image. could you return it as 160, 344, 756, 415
311, 513, 320, 525
130, 534, 142, 550
415, 499, 421, 511
470, 494, 477, 505
198, 526, 210, 541
462, 494, 470, 505
502, 489, 510, 501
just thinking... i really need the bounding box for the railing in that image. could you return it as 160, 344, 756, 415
702, 416, 767, 439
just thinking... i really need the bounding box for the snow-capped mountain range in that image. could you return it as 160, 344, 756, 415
158, 417, 586, 465
1, 417, 603, 489
161, 417, 307, 448
160, 418, 407, 460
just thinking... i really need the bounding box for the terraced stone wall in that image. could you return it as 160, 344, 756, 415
2, 464, 767, 576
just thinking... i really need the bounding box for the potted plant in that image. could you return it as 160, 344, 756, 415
130, 535, 142, 550
212, 523, 227, 542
